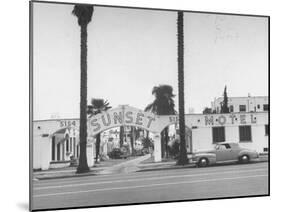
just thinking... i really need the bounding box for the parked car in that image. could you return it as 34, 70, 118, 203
133, 147, 149, 156
190, 142, 259, 167
108, 147, 130, 159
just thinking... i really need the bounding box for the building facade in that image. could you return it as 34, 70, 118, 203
33, 99, 269, 170
211, 96, 268, 113
33, 119, 94, 170
33, 111, 268, 170
185, 112, 268, 153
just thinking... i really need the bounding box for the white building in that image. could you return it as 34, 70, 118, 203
211, 96, 268, 113
33, 119, 94, 170
33, 103, 268, 170
185, 112, 268, 153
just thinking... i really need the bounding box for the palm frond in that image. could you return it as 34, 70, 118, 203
88, 98, 112, 116
72, 4, 94, 26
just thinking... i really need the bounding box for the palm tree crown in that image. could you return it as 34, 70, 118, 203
145, 84, 176, 115
72, 5, 94, 26
87, 99, 112, 117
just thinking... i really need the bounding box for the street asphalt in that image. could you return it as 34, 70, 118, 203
32, 162, 269, 211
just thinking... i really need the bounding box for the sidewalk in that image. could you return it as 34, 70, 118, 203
33, 157, 138, 180
33, 155, 151, 180
33, 154, 268, 180
98, 154, 151, 175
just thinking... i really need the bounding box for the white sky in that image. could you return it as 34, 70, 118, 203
33, 2, 268, 120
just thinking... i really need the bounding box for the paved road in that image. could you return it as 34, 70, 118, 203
32, 162, 268, 210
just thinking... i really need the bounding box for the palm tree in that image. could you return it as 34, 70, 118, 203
176, 11, 188, 165
130, 126, 135, 155
87, 98, 112, 163
145, 85, 176, 158
72, 4, 94, 173
119, 126, 124, 147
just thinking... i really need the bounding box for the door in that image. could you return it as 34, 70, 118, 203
215, 143, 234, 161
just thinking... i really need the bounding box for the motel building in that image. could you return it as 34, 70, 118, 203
33, 97, 269, 171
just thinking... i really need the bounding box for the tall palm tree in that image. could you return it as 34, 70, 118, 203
119, 126, 124, 147
87, 98, 112, 163
145, 85, 176, 158
72, 4, 94, 173
177, 11, 188, 165
130, 126, 135, 155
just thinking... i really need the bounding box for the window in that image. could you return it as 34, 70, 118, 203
212, 127, 225, 143
217, 143, 231, 150
265, 125, 269, 136
239, 125, 252, 142
57, 143, 61, 161
263, 148, 268, 152
223, 143, 231, 149
239, 105, 246, 112
263, 104, 269, 111
257, 104, 260, 109
66, 138, 69, 152
51, 136, 55, 161
229, 105, 234, 112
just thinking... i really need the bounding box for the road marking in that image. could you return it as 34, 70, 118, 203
33, 174, 267, 198
33, 164, 268, 187
34, 168, 267, 190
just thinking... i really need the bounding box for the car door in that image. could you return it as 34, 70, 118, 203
215, 144, 233, 161
224, 144, 237, 160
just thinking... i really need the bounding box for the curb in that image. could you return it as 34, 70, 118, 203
137, 164, 196, 172
137, 158, 268, 172
35, 170, 99, 180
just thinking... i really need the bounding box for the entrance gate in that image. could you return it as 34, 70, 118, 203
88, 105, 191, 162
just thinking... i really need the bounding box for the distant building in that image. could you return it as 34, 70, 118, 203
211, 96, 268, 113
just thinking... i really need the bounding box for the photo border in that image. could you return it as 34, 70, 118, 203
29, 1, 270, 211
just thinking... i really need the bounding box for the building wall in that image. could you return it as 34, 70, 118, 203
212, 96, 268, 113
33, 119, 95, 170
185, 112, 268, 153
33, 110, 268, 169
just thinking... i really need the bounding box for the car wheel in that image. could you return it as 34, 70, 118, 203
198, 157, 209, 167
240, 155, 249, 163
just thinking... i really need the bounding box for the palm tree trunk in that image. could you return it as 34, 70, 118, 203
177, 11, 188, 165
77, 24, 90, 173
130, 127, 135, 155
164, 127, 169, 158
95, 133, 101, 163
160, 131, 165, 158
119, 126, 124, 147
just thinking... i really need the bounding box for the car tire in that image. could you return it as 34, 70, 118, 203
239, 155, 249, 163
198, 157, 209, 167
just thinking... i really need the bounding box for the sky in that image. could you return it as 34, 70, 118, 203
33, 2, 268, 120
